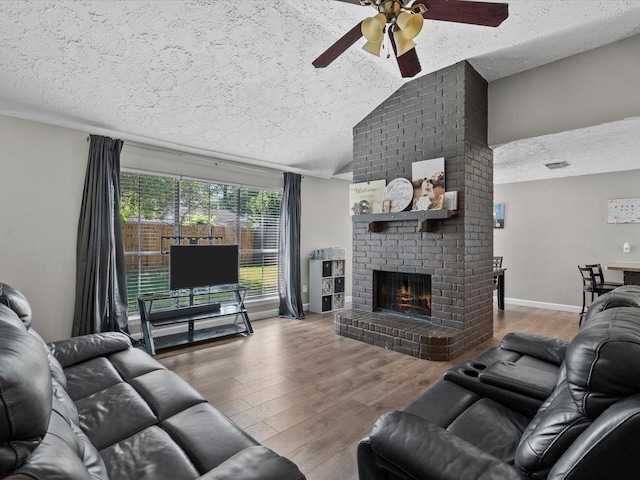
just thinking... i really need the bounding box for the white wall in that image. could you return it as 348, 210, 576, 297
494, 169, 640, 310
0, 115, 87, 341
0, 114, 353, 341
300, 175, 352, 303
489, 34, 640, 145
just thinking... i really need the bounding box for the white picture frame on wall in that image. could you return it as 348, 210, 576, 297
608, 197, 640, 224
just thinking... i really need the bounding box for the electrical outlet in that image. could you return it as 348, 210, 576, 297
303, 284, 308, 293
623, 242, 631, 253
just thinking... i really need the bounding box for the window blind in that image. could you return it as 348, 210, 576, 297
121, 172, 282, 315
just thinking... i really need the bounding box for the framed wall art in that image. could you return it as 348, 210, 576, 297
608, 198, 640, 224
493, 203, 505, 229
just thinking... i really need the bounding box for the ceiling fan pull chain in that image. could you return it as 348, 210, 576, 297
386, 32, 391, 59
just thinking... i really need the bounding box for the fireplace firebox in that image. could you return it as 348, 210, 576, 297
374, 271, 431, 320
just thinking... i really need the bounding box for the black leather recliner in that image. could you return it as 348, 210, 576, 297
442, 285, 640, 419
358, 286, 640, 480
582, 284, 640, 321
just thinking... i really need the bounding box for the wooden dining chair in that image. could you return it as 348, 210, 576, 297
579, 265, 618, 326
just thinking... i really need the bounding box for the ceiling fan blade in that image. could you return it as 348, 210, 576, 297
312, 21, 364, 68
389, 31, 422, 78
416, 0, 508, 27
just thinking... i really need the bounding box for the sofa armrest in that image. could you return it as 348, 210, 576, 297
548, 395, 640, 480
500, 332, 568, 365
479, 361, 557, 400
198, 446, 305, 480
369, 411, 528, 480
49, 332, 131, 368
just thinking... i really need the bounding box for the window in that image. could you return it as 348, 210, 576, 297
121, 171, 282, 315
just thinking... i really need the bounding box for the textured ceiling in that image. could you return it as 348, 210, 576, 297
494, 117, 640, 184
1, 0, 639, 182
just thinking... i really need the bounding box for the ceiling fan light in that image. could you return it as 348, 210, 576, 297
395, 11, 423, 40
393, 28, 416, 57
362, 38, 384, 57
361, 13, 386, 41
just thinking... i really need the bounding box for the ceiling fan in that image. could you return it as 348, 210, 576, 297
312, 0, 509, 78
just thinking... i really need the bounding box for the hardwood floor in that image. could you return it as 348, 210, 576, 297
156, 304, 580, 480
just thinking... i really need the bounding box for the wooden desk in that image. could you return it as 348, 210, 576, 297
494, 268, 506, 310
606, 263, 640, 286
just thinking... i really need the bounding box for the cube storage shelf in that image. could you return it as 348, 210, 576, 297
309, 258, 345, 313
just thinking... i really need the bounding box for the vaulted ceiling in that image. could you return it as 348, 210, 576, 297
1, 1, 639, 182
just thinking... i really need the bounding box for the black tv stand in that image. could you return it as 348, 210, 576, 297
137, 284, 253, 355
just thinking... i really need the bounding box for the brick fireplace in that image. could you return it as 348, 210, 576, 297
335, 61, 494, 361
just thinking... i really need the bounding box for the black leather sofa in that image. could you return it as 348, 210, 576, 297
0, 283, 305, 480
358, 285, 640, 480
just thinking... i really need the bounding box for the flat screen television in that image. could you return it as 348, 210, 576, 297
170, 244, 239, 290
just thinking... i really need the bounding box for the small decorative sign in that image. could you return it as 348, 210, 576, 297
608, 198, 640, 224
349, 180, 386, 215
384, 178, 414, 213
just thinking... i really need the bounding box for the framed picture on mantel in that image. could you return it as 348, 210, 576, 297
411, 158, 445, 210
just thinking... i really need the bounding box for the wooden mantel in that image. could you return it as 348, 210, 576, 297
352, 209, 457, 233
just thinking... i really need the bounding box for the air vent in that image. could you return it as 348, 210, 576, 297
545, 161, 569, 170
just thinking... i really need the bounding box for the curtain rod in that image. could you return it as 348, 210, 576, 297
120, 166, 255, 190
120, 165, 287, 193
87, 136, 288, 177
126, 142, 282, 177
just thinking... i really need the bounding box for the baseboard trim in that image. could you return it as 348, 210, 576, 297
502, 297, 581, 313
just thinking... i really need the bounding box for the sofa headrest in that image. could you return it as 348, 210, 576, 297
616, 285, 640, 295
0, 283, 33, 329
0, 303, 52, 476
585, 286, 640, 323
566, 307, 640, 417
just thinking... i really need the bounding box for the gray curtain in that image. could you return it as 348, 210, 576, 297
72, 135, 129, 335
278, 172, 305, 319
